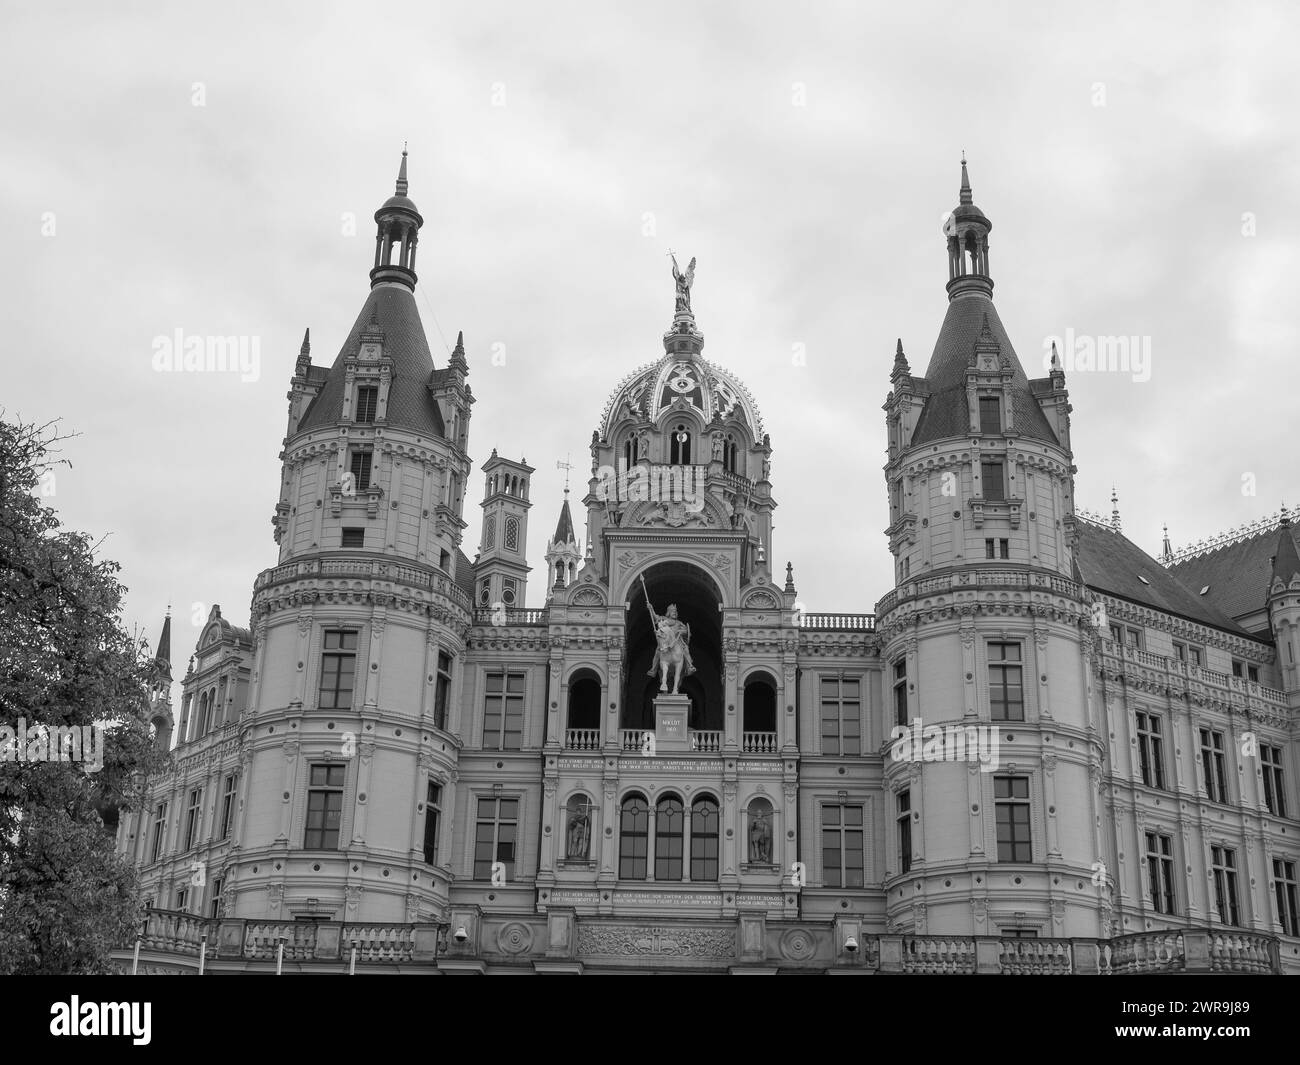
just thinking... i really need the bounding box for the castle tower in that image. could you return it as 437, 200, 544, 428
475, 451, 534, 611
879, 159, 1102, 939
234, 151, 472, 925
544, 488, 581, 596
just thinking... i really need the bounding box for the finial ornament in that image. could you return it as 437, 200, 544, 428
556, 455, 573, 493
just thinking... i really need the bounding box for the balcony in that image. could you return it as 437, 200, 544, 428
472, 607, 548, 626
799, 613, 876, 631
742, 731, 778, 754
616, 729, 724, 753
253, 555, 471, 613
877, 567, 1083, 617
1104, 641, 1287, 707
563, 728, 601, 751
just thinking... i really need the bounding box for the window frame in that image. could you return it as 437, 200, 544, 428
988, 641, 1024, 722
1199, 727, 1229, 804
819, 674, 862, 756
473, 795, 519, 881
354, 384, 378, 424
1145, 831, 1176, 915
821, 802, 865, 889
483, 670, 526, 750
1135, 711, 1166, 790
303, 763, 346, 850
1211, 845, 1241, 926
897, 789, 912, 875
994, 775, 1032, 863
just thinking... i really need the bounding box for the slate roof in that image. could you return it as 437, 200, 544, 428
1167, 521, 1300, 624
298, 285, 446, 439
910, 296, 1059, 447
553, 496, 576, 545
454, 547, 475, 602
1075, 521, 1249, 636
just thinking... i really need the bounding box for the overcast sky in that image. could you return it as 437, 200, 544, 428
2, 0, 1296, 678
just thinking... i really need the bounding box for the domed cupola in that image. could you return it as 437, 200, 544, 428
370, 146, 424, 290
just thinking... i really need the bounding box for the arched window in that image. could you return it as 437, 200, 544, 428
566, 672, 601, 734
723, 434, 739, 474
619, 793, 649, 880
743, 672, 777, 746
483, 516, 496, 550
194, 692, 207, 740
217, 677, 228, 726
565, 794, 592, 860
747, 798, 774, 864
479, 580, 491, 605
623, 435, 640, 469
691, 796, 719, 880
670, 424, 692, 465
504, 516, 520, 552
655, 794, 685, 880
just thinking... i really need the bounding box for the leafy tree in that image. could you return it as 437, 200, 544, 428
0, 416, 163, 974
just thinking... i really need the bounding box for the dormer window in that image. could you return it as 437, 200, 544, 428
355, 386, 378, 424
979, 396, 1001, 434
349, 450, 372, 491
670, 424, 692, 465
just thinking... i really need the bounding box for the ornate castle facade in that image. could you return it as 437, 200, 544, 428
114, 155, 1300, 974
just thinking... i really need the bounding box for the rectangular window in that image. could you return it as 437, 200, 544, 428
184, 787, 202, 851
220, 774, 237, 840
1125, 627, 1143, 649
979, 396, 1001, 435
1200, 727, 1229, 803
1109, 623, 1124, 644
821, 804, 865, 888
349, 449, 372, 491
355, 385, 378, 424
209, 878, 223, 919
319, 630, 358, 710
176, 887, 188, 913
483, 671, 525, 750
1261, 744, 1286, 818
1231, 660, 1243, 678
1274, 859, 1300, 938
985, 539, 995, 560
994, 776, 1032, 862
433, 652, 452, 731
1211, 846, 1240, 926
473, 796, 518, 880
423, 782, 442, 865
1135, 712, 1166, 789
150, 802, 168, 863
655, 799, 684, 881
819, 675, 861, 756
1188, 646, 1202, 667
1248, 665, 1259, 684
893, 660, 908, 728
981, 459, 1005, 501
341, 527, 365, 548
988, 642, 1024, 721
1173, 641, 1187, 662
1145, 832, 1176, 914
690, 800, 719, 882
999, 538, 1010, 559
897, 790, 912, 875
304, 764, 345, 849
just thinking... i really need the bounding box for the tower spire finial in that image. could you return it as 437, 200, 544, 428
395, 144, 409, 197
1111, 486, 1122, 532
959, 152, 973, 205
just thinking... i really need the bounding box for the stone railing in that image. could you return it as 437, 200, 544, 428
1105, 642, 1287, 706
900, 936, 977, 974
799, 613, 877, 631
742, 732, 778, 754
1107, 930, 1184, 973
118, 913, 1283, 973
1207, 930, 1277, 973
564, 728, 601, 751
620, 729, 651, 752
997, 937, 1073, 975
472, 607, 548, 626
254, 555, 471, 613
690, 731, 723, 753
877, 569, 1082, 617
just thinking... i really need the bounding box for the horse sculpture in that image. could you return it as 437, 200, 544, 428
641, 574, 696, 694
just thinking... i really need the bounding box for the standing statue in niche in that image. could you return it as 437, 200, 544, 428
749, 813, 772, 863
566, 809, 590, 859
671, 253, 696, 316
641, 573, 696, 693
